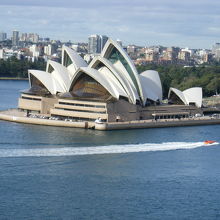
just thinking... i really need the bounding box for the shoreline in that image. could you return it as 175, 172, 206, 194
1, 108, 220, 131
0, 77, 28, 80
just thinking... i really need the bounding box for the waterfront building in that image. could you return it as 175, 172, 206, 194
18, 38, 202, 123
168, 87, 203, 108
12, 30, 19, 47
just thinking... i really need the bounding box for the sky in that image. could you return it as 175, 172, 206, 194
1, 0, 220, 49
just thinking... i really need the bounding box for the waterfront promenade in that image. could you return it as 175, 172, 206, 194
1, 108, 220, 130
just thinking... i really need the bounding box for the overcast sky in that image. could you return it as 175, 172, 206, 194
1, 0, 220, 48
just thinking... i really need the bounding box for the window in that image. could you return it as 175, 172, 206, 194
168, 92, 185, 105
107, 46, 139, 93
23, 75, 51, 96
63, 51, 73, 67
48, 64, 54, 73
70, 73, 111, 99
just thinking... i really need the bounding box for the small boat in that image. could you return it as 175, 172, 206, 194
204, 140, 216, 145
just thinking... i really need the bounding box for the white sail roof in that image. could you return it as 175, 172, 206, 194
168, 87, 203, 107
46, 60, 71, 91
26, 38, 169, 107
62, 45, 88, 78
183, 87, 203, 108
89, 56, 139, 104
139, 70, 163, 103
101, 38, 144, 104
70, 67, 129, 99
168, 88, 187, 105
62, 45, 87, 68
28, 70, 64, 94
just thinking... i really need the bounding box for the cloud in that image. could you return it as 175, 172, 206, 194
0, 0, 220, 48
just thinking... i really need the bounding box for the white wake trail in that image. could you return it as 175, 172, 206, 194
0, 142, 218, 158
0, 142, 218, 157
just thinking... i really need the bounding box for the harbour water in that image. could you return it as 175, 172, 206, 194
0, 80, 220, 220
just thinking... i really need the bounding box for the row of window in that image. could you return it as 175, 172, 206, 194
55, 107, 107, 114
21, 96, 41, 101
59, 101, 106, 108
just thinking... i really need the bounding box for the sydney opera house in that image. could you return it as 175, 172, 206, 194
18, 38, 203, 125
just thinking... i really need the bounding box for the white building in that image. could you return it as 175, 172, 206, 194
29, 45, 40, 58
18, 38, 202, 123
0, 49, 4, 59
44, 45, 53, 56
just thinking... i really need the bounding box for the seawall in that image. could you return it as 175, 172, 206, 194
1, 109, 220, 131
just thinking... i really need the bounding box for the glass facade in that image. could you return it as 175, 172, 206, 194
23, 75, 50, 96
93, 60, 127, 95
70, 73, 111, 99
63, 51, 73, 67
107, 46, 140, 95
168, 91, 184, 105
48, 64, 54, 73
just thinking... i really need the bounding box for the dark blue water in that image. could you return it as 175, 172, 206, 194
1, 80, 220, 220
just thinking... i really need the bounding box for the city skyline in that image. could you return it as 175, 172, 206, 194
1, 0, 220, 49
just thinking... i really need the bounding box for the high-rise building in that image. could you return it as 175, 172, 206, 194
0, 32, 7, 41
12, 30, 19, 47
212, 43, 220, 54
44, 44, 57, 56
88, 34, 108, 54
88, 34, 101, 54
44, 45, 52, 56
29, 45, 40, 57
212, 43, 220, 61
20, 33, 28, 42
28, 33, 39, 43
100, 35, 108, 51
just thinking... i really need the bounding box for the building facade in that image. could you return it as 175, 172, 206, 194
88, 34, 108, 54
18, 38, 202, 123
0, 32, 7, 41
12, 30, 19, 47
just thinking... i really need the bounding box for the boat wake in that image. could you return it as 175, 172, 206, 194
0, 141, 218, 158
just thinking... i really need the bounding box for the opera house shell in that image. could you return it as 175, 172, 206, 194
18, 39, 202, 123
168, 87, 203, 108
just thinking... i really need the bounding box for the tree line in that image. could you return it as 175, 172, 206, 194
0, 57, 220, 98
0, 56, 46, 78
137, 64, 220, 98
